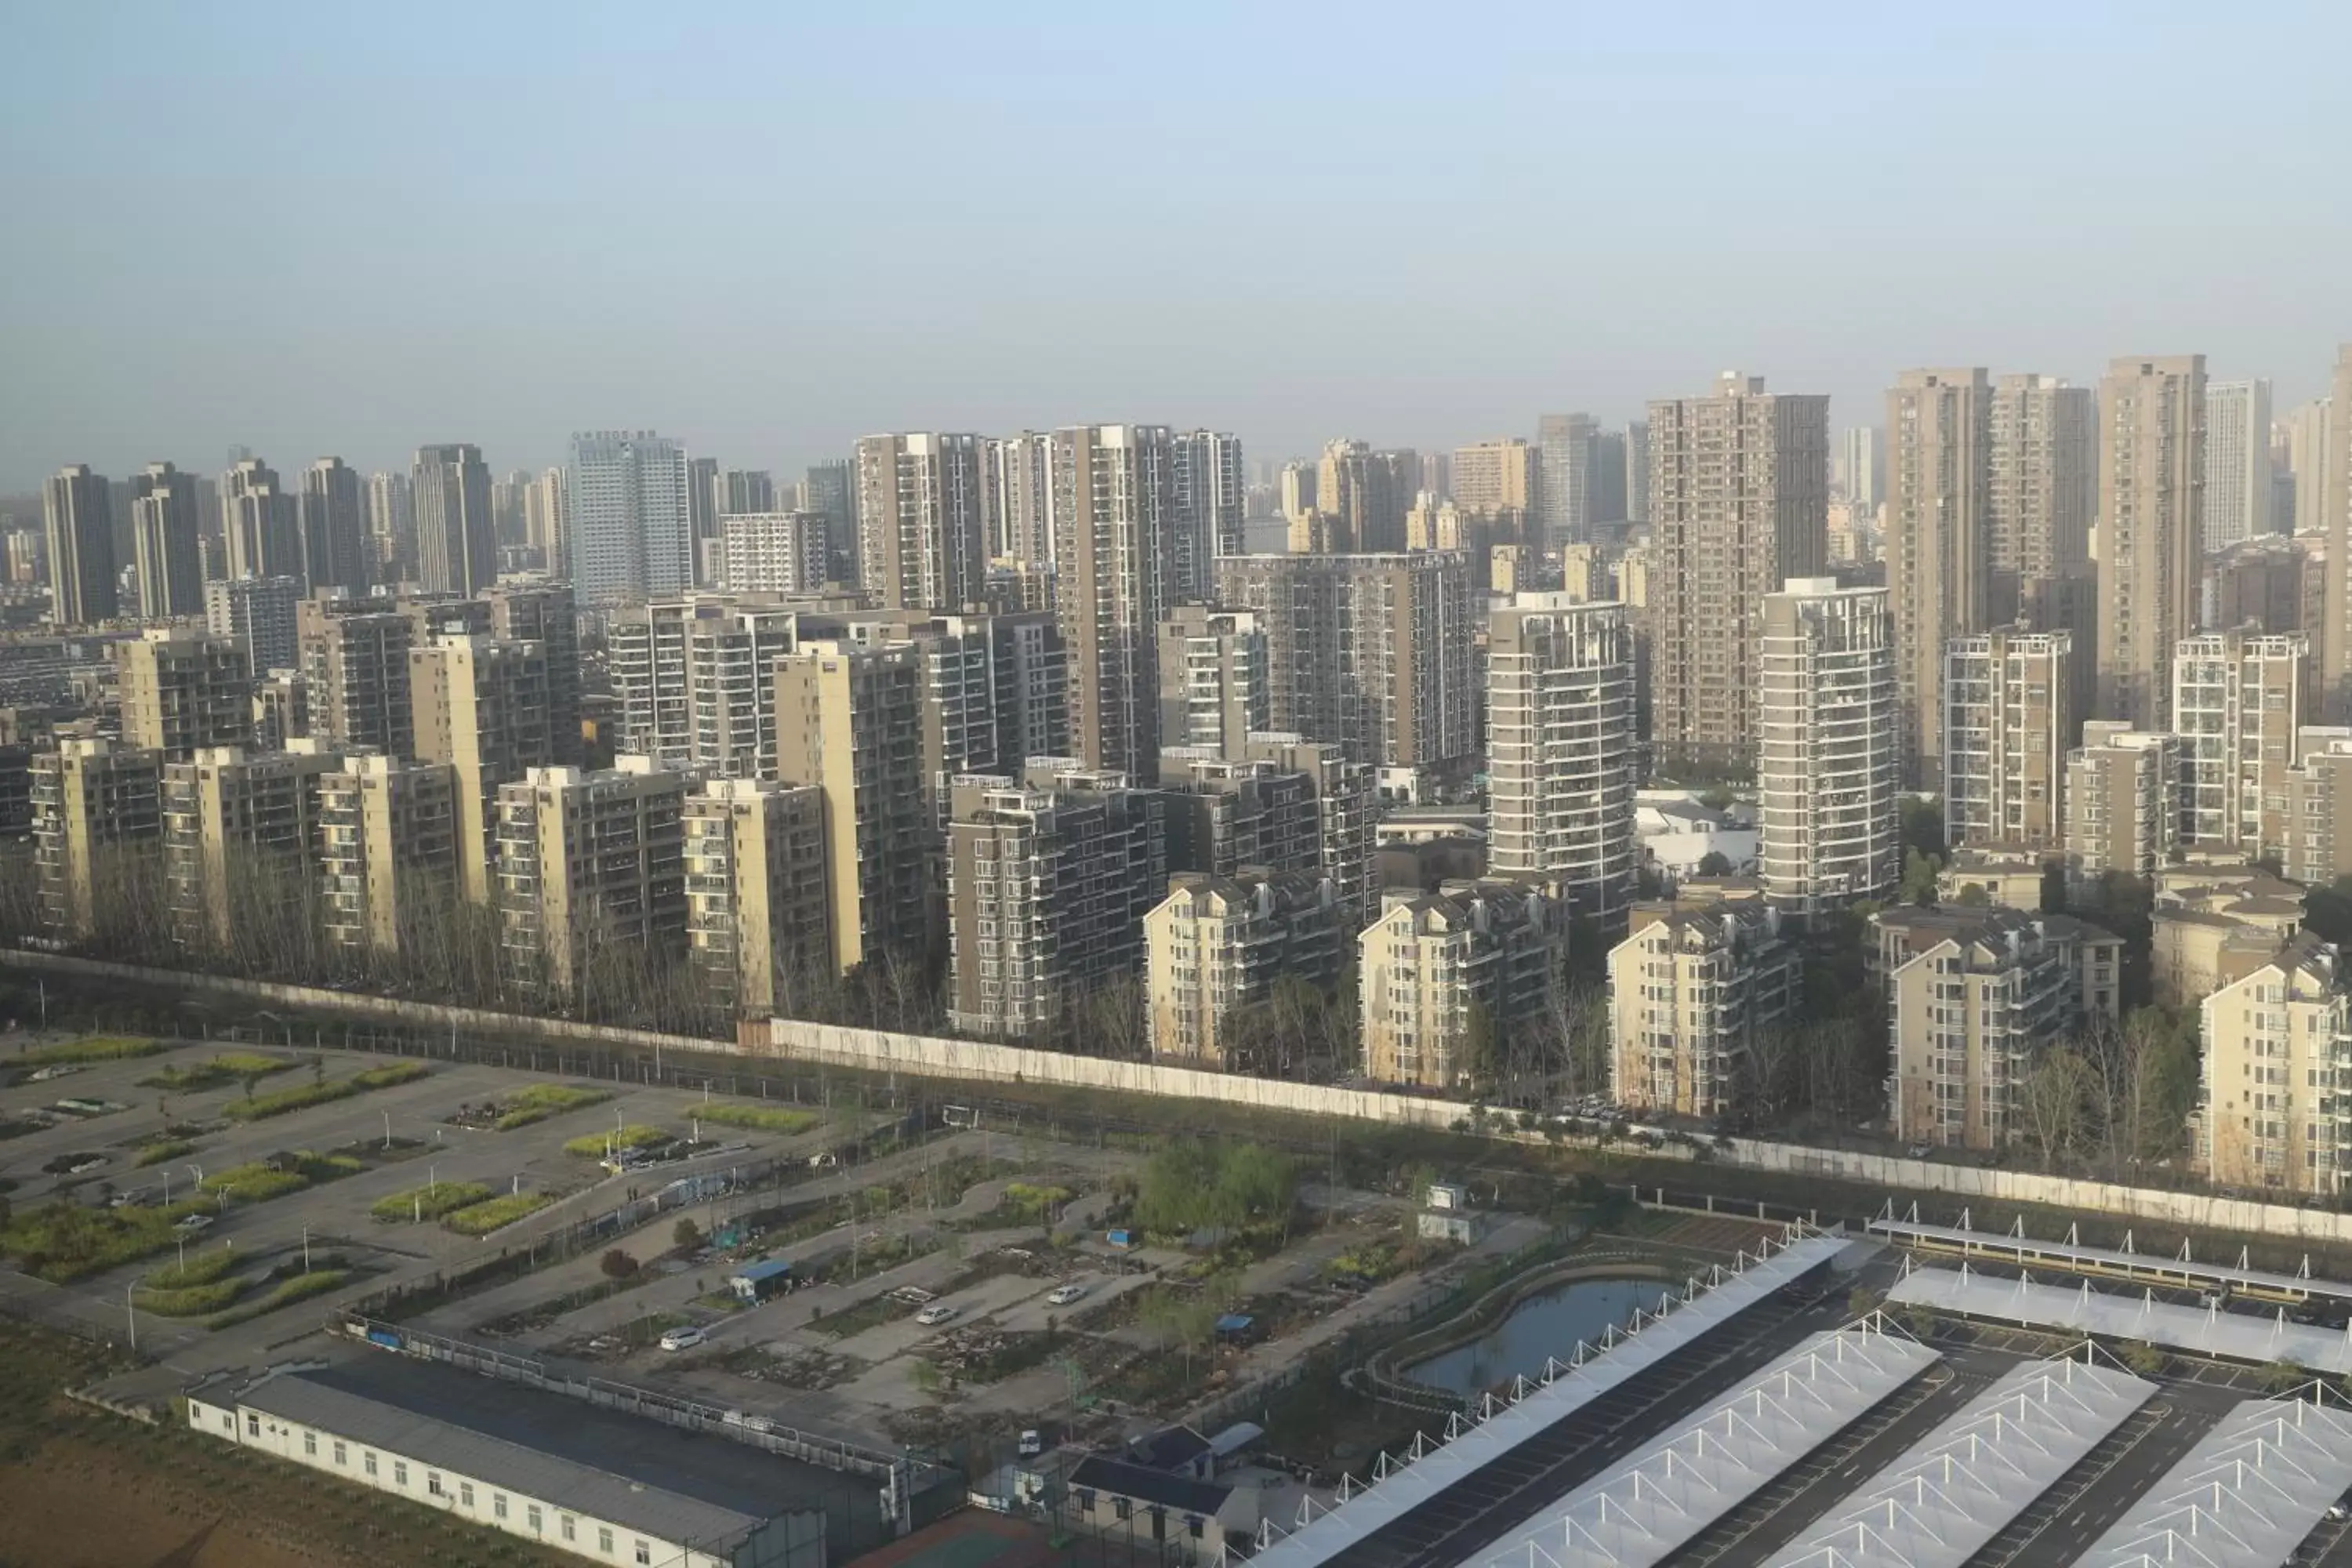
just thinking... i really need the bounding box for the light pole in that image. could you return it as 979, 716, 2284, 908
302, 1224, 311, 1273
383, 1110, 392, 1151
125, 1280, 137, 1354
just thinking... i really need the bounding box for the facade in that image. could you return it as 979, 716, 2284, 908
298, 597, 413, 757
222, 457, 303, 583
2204, 379, 2274, 551
495, 760, 688, 996
683, 778, 830, 1017
1839, 425, 1882, 508
609, 596, 806, 779
317, 753, 460, 957
837, 610, 1069, 826
1236, 731, 1375, 921
1606, 897, 1801, 1120
771, 641, 932, 975
298, 458, 370, 597
1879, 905, 2122, 1149
1357, 879, 1561, 1089
485, 583, 582, 766
1051, 424, 1181, 775
203, 575, 302, 674
1214, 553, 1478, 771
1757, 580, 1898, 911
944, 764, 1167, 1039
798, 459, 855, 583
2197, 931, 2348, 1196
1452, 438, 1538, 517
411, 634, 559, 902
1158, 750, 1321, 883
2285, 734, 2352, 887
2096, 355, 2206, 729
130, 461, 205, 618
162, 744, 339, 949
412, 443, 498, 598
1144, 869, 1344, 1065
250, 667, 308, 750
2205, 533, 2320, 641
990, 430, 1052, 567
1485, 595, 1636, 927
365, 470, 416, 580
1885, 368, 1991, 784
1311, 439, 1410, 554
1156, 606, 1268, 757
42, 464, 117, 626
1647, 373, 1831, 768
2324, 350, 2352, 717
1535, 414, 1598, 547
855, 431, 985, 612
1171, 430, 1245, 602
116, 628, 253, 760
720, 510, 831, 594
30, 737, 162, 934
2172, 627, 2308, 858
2064, 721, 2183, 879
564, 431, 690, 604
1989, 373, 2095, 584
1942, 626, 2073, 852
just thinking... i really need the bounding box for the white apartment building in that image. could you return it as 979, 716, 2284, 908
1358, 879, 1561, 1090
1486, 595, 1637, 927
567, 431, 692, 604
316, 753, 459, 958
2173, 626, 2308, 858
1758, 579, 1898, 911
719, 510, 831, 594
1942, 627, 2073, 852
682, 777, 830, 1018
1606, 898, 1801, 1120
2203, 379, 2274, 551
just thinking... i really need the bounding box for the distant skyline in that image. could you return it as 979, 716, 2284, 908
3, 2, 2347, 492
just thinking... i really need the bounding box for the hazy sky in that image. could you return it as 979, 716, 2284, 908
4, 2, 2346, 493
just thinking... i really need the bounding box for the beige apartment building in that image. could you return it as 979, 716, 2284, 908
853, 432, 986, 612
1156, 606, 1269, 757
2151, 861, 2308, 1007
31, 737, 162, 935
2206, 534, 2322, 645
1357, 878, 1562, 1090
1606, 895, 1800, 1120
495, 760, 688, 997
2096, 354, 2206, 729
1878, 906, 2122, 1150
1050, 425, 1182, 775
116, 628, 253, 760
2172, 626, 2309, 859
2064, 722, 2181, 879
771, 641, 932, 976
683, 778, 829, 1018
1486, 596, 1637, 927
410, 633, 557, 901
161, 743, 341, 949
1450, 439, 1538, 515
1758, 580, 1899, 910
298, 595, 414, 757
2197, 931, 2347, 1196
1942, 626, 2073, 852
1988, 373, 2094, 583
943, 764, 1166, 1040
2322, 347, 2352, 717
833, 609, 1069, 825
316, 753, 460, 958
1144, 869, 1345, 1065
2285, 732, 2352, 886
1646, 373, 1830, 768
1886, 368, 1993, 786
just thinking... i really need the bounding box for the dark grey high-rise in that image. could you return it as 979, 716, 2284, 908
131, 462, 204, 618
300, 458, 369, 597
801, 460, 855, 583
412, 444, 497, 597
42, 464, 117, 626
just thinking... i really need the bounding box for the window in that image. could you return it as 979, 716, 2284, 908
461, 1483, 475, 1508
222, 1414, 234, 1432
528, 1505, 543, 1534
600, 1526, 615, 1554
334, 1440, 347, 1466
427, 1472, 443, 1497
246, 1414, 261, 1437
303, 1432, 317, 1457
393, 1461, 408, 1487
636, 1542, 652, 1565
494, 1494, 508, 1520
364, 1452, 378, 1478
561, 1515, 576, 1543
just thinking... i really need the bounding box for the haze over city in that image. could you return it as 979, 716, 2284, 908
4, 1, 2348, 488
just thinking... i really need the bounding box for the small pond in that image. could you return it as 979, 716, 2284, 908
1403, 1276, 1662, 1397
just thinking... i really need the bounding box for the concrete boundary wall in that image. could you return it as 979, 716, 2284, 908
10, 948, 2352, 1250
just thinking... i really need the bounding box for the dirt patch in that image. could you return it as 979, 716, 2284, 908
0, 1439, 328, 1568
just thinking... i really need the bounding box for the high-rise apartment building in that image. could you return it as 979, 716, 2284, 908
366, 470, 416, 581
411, 633, 559, 902
1239, 731, 1376, 921
855, 432, 986, 612
720, 512, 830, 595
2204, 379, 2274, 550
1648, 374, 1831, 768
771, 641, 932, 976
1839, 426, 1882, 509
42, 464, 116, 626
485, 582, 582, 766
1214, 553, 1478, 773
495, 760, 688, 996
222, 458, 301, 583
1485, 595, 1636, 927
609, 596, 806, 779
686, 455, 720, 554
316, 753, 459, 958
717, 469, 776, 518
1454, 438, 1539, 518
298, 595, 414, 757
203, 575, 301, 673
2283, 735, 2352, 887
1051, 424, 1181, 775
2173, 626, 2308, 858
2289, 395, 2335, 537
1171, 430, 1245, 603
2320, 350, 2352, 715
250, 667, 307, 750
1886, 368, 1992, 784
522, 468, 567, 575
988, 432, 1052, 568
411, 443, 498, 598
1607, 897, 1801, 1119
130, 462, 205, 618
2205, 534, 2320, 640
566, 432, 689, 604
2096, 355, 2206, 728
1312, 439, 1409, 554
2064, 721, 2182, 879
1622, 420, 1650, 525
1157, 750, 1319, 881
31, 737, 162, 935
1358, 879, 1562, 1090
299, 458, 369, 597
1588, 430, 1628, 528
1758, 579, 1897, 911
799, 459, 856, 585
944, 764, 1167, 1039
161, 744, 339, 949
1942, 626, 2073, 853
1144, 869, 1345, 1065
1987, 375, 2094, 583
2196, 931, 2347, 1196
1278, 462, 1316, 524
115, 628, 253, 760
683, 778, 829, 1018
1531, 416, 1594, 547
1155, 606, 1268, 757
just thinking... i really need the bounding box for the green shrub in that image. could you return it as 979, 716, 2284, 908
443, 1192, 555, 1236
143, 1246, 240, 1290
353, 1062, 430, 1090
493, 1083, 612, 1130
224, 1061, 427, 1121
202, 1163, 311, 1203
691, 1103, 819, 1136
134, 1139, 195, 1167
1003, 1182, 1074, 1217
14, 1035, 162, 1066
562, 1124, 669, 1157
243, 1269, 350, 1312
133, 1279, 246, 1317
370, 1181, 493, 1222
137, 1052, 295, 1091
0, 1197, 219, 1282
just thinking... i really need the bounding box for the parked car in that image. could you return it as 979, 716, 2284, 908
1046, 1283, 1088, 1307
659, 1326, 708, 1352
914, 1304, 960, 1327
1018, 1429, 1044, 1457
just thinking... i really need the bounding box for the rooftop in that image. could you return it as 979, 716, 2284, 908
2072, 1393, 2352, 1568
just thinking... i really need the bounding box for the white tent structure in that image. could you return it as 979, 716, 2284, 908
1472, 1316, 1940, 1568
2072, 1392, 2352, 1568
1243, 1230, 1848, 1568
1760, 1348, 2156, 1568
1886, 1261, 2352, 1374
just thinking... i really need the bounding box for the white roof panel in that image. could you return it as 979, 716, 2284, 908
2073, 1394, 2352, 1568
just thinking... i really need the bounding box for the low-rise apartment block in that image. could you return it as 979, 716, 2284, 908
2173, 626, 2308, 858
2064, 722, 2182, 879
317, 753, 460, 959
495, 760, 688, 996
1144, 869, 1345, 1065
1606, 895, 1801, 1120
684, 778, 830, 1017
1358, 877, 1563, 1090
116, 627, 253, 760
2196, 931, 2348, 1196
162, 743, 341, 949
31, 737, 162, 935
